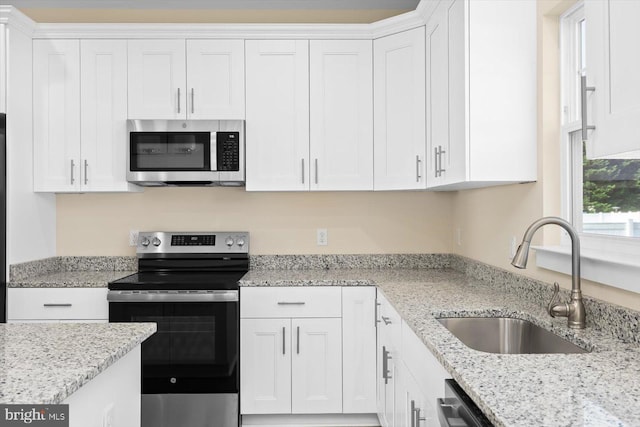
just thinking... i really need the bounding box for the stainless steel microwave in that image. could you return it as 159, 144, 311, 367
127, 120, 245, 186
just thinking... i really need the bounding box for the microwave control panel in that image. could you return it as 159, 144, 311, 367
216, 132, 240, 171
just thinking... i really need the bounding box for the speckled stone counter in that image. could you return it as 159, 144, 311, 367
0, 322, 156, 404
239, 268, 640, 427
8, 271, 136, 288
8, 256, 136, 288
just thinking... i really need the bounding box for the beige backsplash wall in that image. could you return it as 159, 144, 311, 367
57, 189, 454, 256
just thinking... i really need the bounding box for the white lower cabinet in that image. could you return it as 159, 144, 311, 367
240, 286, 377, 423
291, 318, 343, 413
377, 291, 451, 427
7, 287, 108, 322
240, 318, 292, 414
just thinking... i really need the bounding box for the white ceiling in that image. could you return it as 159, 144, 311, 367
2, 0, 420, 10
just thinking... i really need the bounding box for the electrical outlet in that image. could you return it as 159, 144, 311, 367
317, 228, 328, 246
102, 404, 114, 427
129, 230, 139, 247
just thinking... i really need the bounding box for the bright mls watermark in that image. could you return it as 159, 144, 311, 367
0, 405, 68, 426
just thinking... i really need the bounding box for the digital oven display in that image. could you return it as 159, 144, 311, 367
171, 235, 216, 246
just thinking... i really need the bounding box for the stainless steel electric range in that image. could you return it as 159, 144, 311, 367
108, 231, 249, 427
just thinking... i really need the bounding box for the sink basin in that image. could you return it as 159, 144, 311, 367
437, 317, 588, 354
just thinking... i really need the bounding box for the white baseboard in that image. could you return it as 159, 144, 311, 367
241, 413, 380, 427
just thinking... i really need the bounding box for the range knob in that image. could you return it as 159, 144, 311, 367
152, 237, 162, 247
140, 237, 150, 247
225, 237, 234, 247
237, 238, 245, 247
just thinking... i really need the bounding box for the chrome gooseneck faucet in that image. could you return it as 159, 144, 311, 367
511, 217, 586, 329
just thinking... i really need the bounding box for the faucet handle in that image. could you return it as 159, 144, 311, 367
547, 282, 561, 317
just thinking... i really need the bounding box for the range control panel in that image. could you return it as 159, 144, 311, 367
137, 231, 249, 254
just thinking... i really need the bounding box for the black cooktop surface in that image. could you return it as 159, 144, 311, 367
108, 271, 246, 291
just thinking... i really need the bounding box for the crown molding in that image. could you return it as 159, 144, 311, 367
0, 6, 37, 36
32, 22, 377, 39
15, 0, 435, 40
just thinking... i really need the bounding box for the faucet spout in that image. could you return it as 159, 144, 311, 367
511, 217, 585, 329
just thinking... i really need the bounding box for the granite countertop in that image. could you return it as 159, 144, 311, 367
8, 271, 136, 288
0, 322, 156, 404
239, 269, 640, 427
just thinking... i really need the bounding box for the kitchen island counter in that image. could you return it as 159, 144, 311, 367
240, 267, 640, 427
0, 322, 156, 404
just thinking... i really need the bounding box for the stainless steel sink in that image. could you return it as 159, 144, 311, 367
437, 317, 588, 354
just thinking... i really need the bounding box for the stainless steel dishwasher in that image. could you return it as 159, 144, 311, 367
437, 379, 493, 427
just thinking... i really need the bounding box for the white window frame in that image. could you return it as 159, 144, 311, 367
534, 1, 640, 294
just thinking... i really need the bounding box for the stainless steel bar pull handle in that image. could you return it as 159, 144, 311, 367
581, 75, 596, 141
70, 159, 75, 185
382, 346, 392, 384
439, 146, 446, 174
191, 88, 195, 114
44, 303, 72, 307
84, 160, 88, 185
410, 400, 417, 427
282, 326, 285, 355
177, 88, 181, 113
296, 326, 300, 354
315, 158, 319, 184
375, 302, 381, 327
416, 155, 421, 182
301, 159, 305, 184
277, 302, 306, 305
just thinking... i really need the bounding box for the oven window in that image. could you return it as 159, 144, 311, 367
110, 301, 238, 394
130, 132, 211, 171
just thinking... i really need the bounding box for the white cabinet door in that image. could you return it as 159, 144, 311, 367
186, 39, 245, 120
586, 0, 640, 158
342, 287, 376, 413
245, 40, 310, 191
309, 40, 373, 191
33, 39, 81, 192
80, 40, 133, 192
240, 318, 292, 414
373, 27, 426, 190
128, 39, 186, 119
291, 318, 342, 414
425, 2, 450, 188
426, 0, 467, 188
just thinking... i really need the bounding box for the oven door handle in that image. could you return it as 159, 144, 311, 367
107, 290, 238, 302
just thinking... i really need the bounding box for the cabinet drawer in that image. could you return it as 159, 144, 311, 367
7, 288, 108, 320
241, 287, 342, 318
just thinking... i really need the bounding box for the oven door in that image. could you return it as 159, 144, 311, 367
108, 292, 238, 395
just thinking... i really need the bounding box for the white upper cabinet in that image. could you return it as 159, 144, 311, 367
128, 39, 244, 120
310, 40, 373, 191
245, 40, 310, 191
80, 40, 135, 192
186, 39, 245, 120
33, 39, 81, 192
34, 39, 137, 193
426, 0, 537, 190
374, 27, 426, 191
585, 0, 640, 159
128, 40, 186, 120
